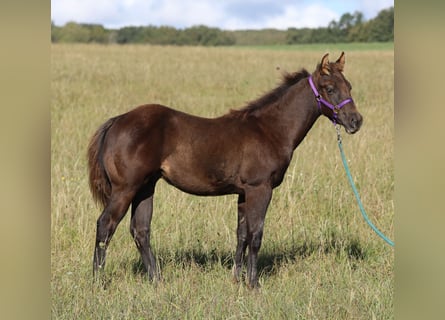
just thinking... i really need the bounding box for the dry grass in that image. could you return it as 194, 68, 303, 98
51, 44, 393, 319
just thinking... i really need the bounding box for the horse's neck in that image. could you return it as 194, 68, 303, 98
258, 80, 320, 151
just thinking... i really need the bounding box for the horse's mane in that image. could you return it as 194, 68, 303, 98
229, 68, 310, 117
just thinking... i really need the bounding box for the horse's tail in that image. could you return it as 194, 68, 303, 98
87, 117, 117, 209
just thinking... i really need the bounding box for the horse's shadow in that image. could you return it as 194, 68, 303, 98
131, 237, 366, 278
257, 237, 366, 277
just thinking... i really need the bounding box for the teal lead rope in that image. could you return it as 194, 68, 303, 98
336, 125, 394, 247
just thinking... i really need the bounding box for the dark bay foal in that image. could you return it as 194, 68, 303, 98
88, 52, 362, 288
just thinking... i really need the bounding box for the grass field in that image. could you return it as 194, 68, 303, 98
236, 42, 394, 52
51, 43, 394, 319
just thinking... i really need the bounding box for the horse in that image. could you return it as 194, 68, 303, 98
88, 52, 362, 288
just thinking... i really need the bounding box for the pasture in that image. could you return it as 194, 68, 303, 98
51, 44, 393, 319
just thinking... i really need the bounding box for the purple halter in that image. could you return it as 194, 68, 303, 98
308, 75, 353, 124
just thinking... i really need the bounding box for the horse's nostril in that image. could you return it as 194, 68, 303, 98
351, 117, 357, 127
350, 114, 362, 128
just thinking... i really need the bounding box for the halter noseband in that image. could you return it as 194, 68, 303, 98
308, 75, 353, 124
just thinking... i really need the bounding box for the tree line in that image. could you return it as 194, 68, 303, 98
51, 7, 393, 46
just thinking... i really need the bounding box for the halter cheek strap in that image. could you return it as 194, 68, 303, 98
308, 75, 353, 124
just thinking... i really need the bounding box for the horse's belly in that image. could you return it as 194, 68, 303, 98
160, 159, 240, 196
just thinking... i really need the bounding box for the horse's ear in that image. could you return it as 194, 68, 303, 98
320, 53, 330, 75
336, 51, 346, 72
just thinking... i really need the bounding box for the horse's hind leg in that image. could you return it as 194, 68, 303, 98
93, 190, 134, 276
130, 181, 159, 281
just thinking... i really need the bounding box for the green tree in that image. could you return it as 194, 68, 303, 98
348, 23, 368, 42
286, 28, 313, 44
328, 11, 364, 43
50, 7, 393, 45
51, 21, 61, 42
366, 7, 394, 41
116, 26, 144, 43
153, 26, 181, 45
57, 22, 90, 42
182, 25, 234, 46
82, 24, 109, 43
51, 22, 110, 43
347, 7, 393, 42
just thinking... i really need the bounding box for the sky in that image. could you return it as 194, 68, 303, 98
51, 0, 394, 30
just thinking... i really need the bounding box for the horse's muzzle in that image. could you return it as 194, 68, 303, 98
343, 113, 363, 134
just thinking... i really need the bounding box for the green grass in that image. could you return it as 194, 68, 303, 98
51, 44, 394, 319
235, 42, 394, 52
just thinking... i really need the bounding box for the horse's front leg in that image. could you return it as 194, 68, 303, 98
237, 184, 272, 289
233, 194, 248, 283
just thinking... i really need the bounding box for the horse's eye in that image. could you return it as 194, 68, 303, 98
327, 86, 334, 94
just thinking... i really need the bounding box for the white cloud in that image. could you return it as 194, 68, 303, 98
263, 4, 339, 30
51, 0, 393, 29
52, 0, 121, 25
52, 0, 226, 28
328, 0, 393, 20
360, 0, 393, 19
151, 1, 225, 28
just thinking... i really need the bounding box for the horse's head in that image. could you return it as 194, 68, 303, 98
310, 52, 363, 134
